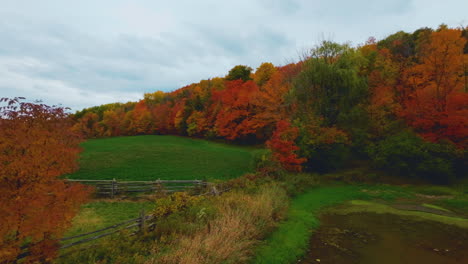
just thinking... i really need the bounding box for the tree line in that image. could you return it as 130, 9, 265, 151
72, 25, 468, 183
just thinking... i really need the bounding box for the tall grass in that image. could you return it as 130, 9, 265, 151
147, 185, 288, 264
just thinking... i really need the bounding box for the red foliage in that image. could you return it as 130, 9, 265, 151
152, 102, 173, 134
266, 120, 306, 172
214, 80, 259, 140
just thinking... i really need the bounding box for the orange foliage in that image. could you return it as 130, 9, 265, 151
249, 69, 292, 140
101, 109, 124, 137
71, 112, 100, 138
129, 100, 153, 135
152, 102, 173, 134
214, 80, 260, 140
0, 98, 90, 263
399, 28, 468, 147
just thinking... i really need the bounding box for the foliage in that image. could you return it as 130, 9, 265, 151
293, 41, 368, 127
266, 120, 306, 172
225, 65, 253, 81
0, 98, 90, 263
251, 149, 285, 178
295, 117, 351, 172
398, 28, 468, 148
254, 62, 277, 86
153, 192, 202, 218
214, 80, 260, 141
368, 131, 464, 184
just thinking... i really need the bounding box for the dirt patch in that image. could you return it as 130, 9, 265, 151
300, 213, 468, 264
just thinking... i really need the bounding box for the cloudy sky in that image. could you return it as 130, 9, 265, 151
0, 0, 466, 111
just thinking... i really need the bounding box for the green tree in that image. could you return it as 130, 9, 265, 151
226, 65, 253, 81
293, 41, 368, 128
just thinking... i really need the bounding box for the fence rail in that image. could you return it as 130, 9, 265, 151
17, 179, 221, 261
66, 179, 208, 198
17, 210, 154, 260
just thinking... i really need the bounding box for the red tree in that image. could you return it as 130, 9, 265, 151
266, 120, 306, 172
0, 98, 90, 263
214, 80, 259, 140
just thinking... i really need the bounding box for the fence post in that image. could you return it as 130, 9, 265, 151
111, 178, 116, 198
156, 178, 163, 194
199, 180, 207, 195
211, 185, 220, 196
139, 209, 147, 234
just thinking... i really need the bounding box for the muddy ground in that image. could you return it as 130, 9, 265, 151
301, 213, 468, 264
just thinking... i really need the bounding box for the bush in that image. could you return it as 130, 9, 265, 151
368, 131, 464, 184
251, 149, 285, 177
303, 143, 351, 172
278, 173, 321, 196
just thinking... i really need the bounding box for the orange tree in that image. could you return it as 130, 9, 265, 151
0, 98, 90, 263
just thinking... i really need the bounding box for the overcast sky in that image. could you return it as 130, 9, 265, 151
0, 0, 466, 111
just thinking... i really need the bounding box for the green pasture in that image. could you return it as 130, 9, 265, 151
68, 135, 259, 181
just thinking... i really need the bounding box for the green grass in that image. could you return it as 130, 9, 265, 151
252, 185, 372, 264
68, 135, 259, 181
412, 185, 459, 196
421, 203, 451, 212
329, 200, 468, 228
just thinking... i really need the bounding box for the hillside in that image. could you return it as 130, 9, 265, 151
67, 135, 259, 181
72, 26, 468, 184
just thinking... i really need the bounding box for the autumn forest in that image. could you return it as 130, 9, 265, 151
73, 26, 467, 182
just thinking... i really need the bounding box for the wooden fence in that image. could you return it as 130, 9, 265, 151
66, 179, 208, 198
17, 209, 154, 260
17, 180, 222, 261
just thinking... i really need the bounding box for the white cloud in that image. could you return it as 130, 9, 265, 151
0, 56, 141, 110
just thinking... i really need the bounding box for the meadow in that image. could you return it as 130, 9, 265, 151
67, 135, 260, 181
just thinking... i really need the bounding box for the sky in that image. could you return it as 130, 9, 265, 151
0, 0, 466, 111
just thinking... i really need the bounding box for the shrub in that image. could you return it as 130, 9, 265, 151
153, 192, 202, 218
251, 149, 285, 178
295, 118, 351, 173
368, 131, 464, 184
278, 173, 321, 196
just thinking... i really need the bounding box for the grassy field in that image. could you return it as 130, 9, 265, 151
67, 135, 259, 181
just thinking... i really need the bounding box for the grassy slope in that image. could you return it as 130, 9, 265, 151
68, 135, 259, 181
